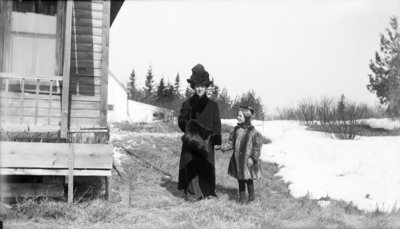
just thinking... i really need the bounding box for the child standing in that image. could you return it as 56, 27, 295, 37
222, 105, 263, 204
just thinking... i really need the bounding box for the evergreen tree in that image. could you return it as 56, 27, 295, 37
217, 88, 233, 118
185, 86, 194, 99
127, 69, 136, 100
367, 16, 400, 117
144, 65, 155, 100
156, 77, 166, 100
165, 82, 175, 102
174, 73, 181, 99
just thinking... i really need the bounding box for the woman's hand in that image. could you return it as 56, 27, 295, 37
214, 145, 221, 151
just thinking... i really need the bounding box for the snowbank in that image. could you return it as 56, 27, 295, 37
222, 119, 400, 212
364, 118, 400, 130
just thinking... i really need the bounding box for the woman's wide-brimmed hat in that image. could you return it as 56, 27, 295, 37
187, 64, 213, 88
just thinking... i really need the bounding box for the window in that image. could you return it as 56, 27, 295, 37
0, 0, 65, 93
108, 105, 114, 111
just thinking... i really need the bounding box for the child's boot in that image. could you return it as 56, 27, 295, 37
238, 192, 246, 204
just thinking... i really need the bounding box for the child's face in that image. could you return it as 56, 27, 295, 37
237, 111, 245, 124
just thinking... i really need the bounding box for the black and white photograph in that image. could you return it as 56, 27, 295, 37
0, 0, 400, 228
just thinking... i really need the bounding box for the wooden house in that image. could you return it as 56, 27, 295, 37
0, 0, 124, 202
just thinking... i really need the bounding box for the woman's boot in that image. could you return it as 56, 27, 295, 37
238, 180, 246, 204
246, 180, 255, 203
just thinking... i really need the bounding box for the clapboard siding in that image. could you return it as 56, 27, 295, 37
74, 17, 103, 28
74, 26, 103, 36
71, 60, 102, 68
74, 1, 104, 11
72, 42, 103, 52
69, 0, 106, 128
71, 75, 102, 85
75, 9, 103, 19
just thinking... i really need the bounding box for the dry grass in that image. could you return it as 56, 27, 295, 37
3, 122, 400, 228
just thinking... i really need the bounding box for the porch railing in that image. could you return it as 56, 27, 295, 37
0, 72, 63, 127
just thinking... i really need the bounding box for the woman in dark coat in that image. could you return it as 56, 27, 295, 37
178, 64, 222, 201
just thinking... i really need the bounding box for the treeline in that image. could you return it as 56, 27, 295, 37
126, 66, 265, 120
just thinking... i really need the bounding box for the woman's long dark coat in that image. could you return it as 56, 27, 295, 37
177, 94, 222, 196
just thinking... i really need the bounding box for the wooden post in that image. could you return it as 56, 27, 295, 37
61, 0, 73, 138
67, 143, 74, 203
105, 176, 111, 200
100, 0, 110, 126
48, 80, 53, 124
35, 79, 39, 125
2, 1, 12, 72
20, 79, 24, 124
4, 78, 8, 119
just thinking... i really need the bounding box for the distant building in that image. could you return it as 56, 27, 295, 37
107, 71, 174, 123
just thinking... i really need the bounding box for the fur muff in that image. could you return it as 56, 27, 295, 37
182, 119, 213, 158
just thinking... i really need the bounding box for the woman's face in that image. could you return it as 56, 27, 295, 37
237, 111, 245, 124
194, 85, 207, 97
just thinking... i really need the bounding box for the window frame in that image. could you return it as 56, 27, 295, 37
0, 0, 66, 78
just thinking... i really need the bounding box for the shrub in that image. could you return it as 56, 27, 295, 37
327, 96, 369, 139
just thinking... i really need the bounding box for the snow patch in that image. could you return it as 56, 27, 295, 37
221, 119, 400, 212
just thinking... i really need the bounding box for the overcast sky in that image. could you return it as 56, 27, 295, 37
109, 0, 400, 114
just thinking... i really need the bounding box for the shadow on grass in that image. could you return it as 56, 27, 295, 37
160, 178, 238, 201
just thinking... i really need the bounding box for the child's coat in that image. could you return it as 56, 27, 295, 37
226, 125, 263, 180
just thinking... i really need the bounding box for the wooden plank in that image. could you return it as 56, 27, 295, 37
0, 92, 61, 100
71, 35, 102, 45
72, 94, 101, 102
69, 84, 101, 94
2, 1, 12, 72
68, 144, 74, 203
48, 80, 53, 124
0, 0, 5, 72
0, 183, 64, 198
0, 168, 111, 176
0, 124, 60, 133
0, 101, 99, 112
71, 51, 102, 60
74, 9, 103, 20
4, 78, 8, 118
0, 116, 61, 125
0, 107, 61, 117
0, 73, 63, 81
100, 0, 110, 127
71, 60, 102, 68
71, 100, 101, 110
35, 80, 40, 124
61, 0, 73, 139
1, 98, 61, 109
0, 142, 113, 169
20, 80, 24, 123
70, 109, 100, 118
71, 68, 102, 77
71, 42, 103, 52
71, 76, 102, 85
56, 0, 66, 76
70, 117, 100, 126
74, 17, 103, 28
74, 1, 104, 11
105, 176, 111, 200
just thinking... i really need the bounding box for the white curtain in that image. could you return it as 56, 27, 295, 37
10, 12, 57, 77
